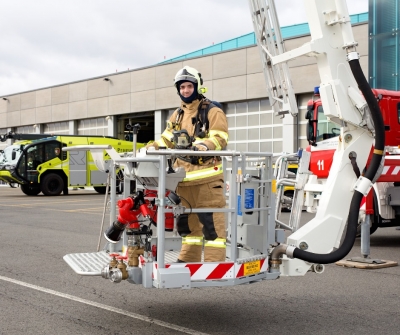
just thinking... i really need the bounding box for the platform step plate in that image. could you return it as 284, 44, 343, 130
63, 250, 214, 276
164, 251, 181, 263
63, 251, 110, 276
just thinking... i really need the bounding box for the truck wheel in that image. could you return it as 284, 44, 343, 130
94, 186, 107, 194
21, 184, 41, 196
41, 173, 64, 196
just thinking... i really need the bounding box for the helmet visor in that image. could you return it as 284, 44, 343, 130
174, 68, 198, 85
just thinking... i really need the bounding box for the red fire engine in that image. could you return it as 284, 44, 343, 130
306, 87, 400, 234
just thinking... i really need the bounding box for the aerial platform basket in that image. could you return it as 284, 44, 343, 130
64, 149, 281, 289
63, 249, 279, 289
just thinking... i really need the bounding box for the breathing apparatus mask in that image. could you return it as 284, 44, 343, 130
172, 129, 211, 165
172, 130, 193, 149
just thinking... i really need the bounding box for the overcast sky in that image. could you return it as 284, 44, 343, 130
0, 0, 368, 97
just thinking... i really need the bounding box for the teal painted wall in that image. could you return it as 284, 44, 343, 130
369, 0, 399, 90
161, 12, 368, 65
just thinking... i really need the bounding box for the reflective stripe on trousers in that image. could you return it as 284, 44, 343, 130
182, 236, 203, 246
177, 180, 226, 262
204, 238, 226, 248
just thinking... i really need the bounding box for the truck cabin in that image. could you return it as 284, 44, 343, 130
0, 144, 23, 168
306, 88, 400, 147
14, 140, 65, 183
306, 100, 339, 146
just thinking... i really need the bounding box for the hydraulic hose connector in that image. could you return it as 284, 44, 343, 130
346, 51, 359, 62
269, 244, 296, 271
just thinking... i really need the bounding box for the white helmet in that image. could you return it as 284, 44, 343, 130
174, 66, 207, 94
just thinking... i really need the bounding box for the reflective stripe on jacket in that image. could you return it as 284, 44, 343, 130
183, 164, 223, 182
147, 98, 229, 184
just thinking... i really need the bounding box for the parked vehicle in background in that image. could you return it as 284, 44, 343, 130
0, 132, 144, 196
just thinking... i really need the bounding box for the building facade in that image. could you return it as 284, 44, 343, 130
0, 19, 369, 154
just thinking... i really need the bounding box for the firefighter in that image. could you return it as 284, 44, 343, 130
146, 66, 229, 262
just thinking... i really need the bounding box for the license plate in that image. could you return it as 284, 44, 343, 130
243, 260, 261, 276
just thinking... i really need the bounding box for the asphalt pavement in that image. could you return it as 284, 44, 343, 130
1, 185, 399, 335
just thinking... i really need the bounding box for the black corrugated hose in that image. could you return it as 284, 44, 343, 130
292, 57, 385, 264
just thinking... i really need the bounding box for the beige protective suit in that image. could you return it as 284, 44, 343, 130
148, 97, 229, 262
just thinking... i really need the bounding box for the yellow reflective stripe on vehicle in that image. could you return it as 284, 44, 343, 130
182, 236, 203, 246
183, 164, 223, 181
204, 238, 226, 248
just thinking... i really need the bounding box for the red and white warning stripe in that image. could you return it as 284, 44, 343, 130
381, 165, 400, 176
152, 259, 268, 281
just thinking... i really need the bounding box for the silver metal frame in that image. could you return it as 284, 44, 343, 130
64, 149, 278, 289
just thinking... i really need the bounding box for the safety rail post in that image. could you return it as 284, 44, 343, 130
156, 152, 167, 269
109, 162, 118, 253
259, 155, 270, 255
229, 154, 239, 262
238, 153, 246, 220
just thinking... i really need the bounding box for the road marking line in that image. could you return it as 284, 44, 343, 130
0, 199, 95, 205
63, 207, 107, 212
0, 275, 209, 335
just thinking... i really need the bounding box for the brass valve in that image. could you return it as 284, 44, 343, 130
109, 253, 119, 268
127, 245, 145, 267
116, 256, 129, 280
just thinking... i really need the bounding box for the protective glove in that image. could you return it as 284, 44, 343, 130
190, 144, 208, 164
145, 142, 159, 150
192, 144, 208, 151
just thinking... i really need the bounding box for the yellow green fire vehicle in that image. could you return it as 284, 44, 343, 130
0, 132, 144, 196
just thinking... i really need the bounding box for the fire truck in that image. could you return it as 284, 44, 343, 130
63, 0, 387, 288
305, 88, 400, 235
0, 132, 144, 196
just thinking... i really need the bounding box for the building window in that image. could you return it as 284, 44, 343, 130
44, 122, 69, 135
225, 99, 282, 153
15, 125, 37, 134
78, 117, 108, 136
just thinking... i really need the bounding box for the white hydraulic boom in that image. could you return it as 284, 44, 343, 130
250, 0, 384, 276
